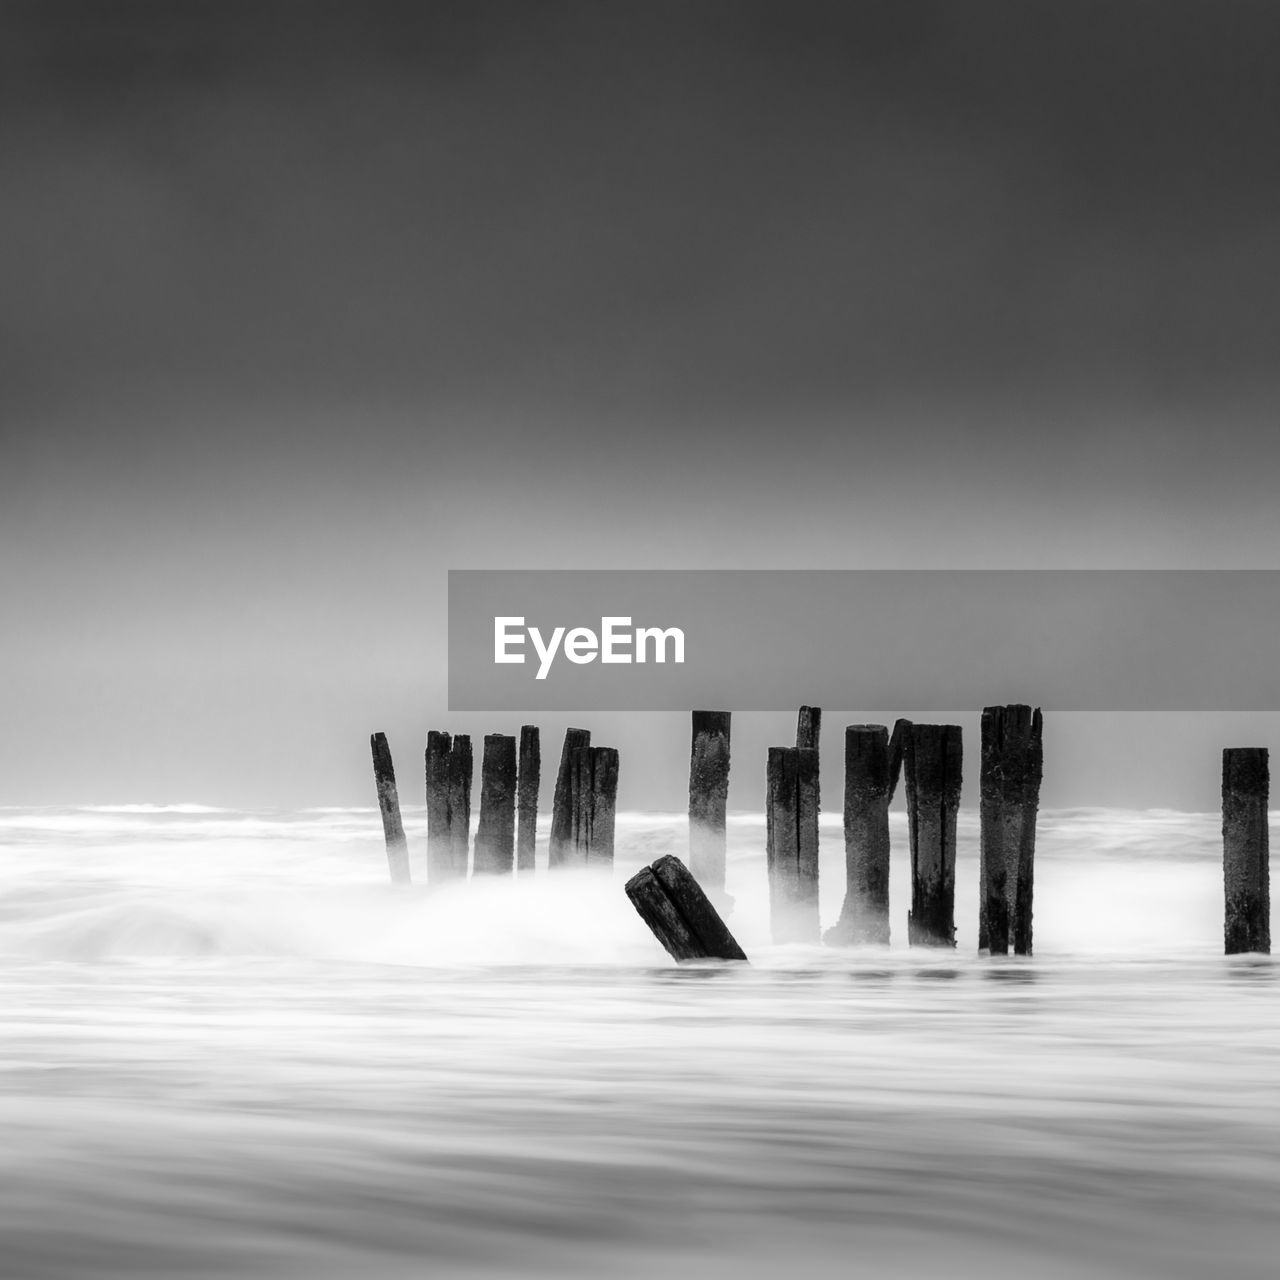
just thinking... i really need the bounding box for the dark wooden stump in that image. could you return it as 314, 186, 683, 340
517, 725, 540, 874
1224, 747, 1270, 955
474, 734, 517, 875
688, 710, 732, 899
447, 733, 473, 878
765, 745, 820, 943
425, 730, 455, 885
826, 725, 891, 945
904, 723, 961, 948
979, 705, 1044, 955
569, 745, 619, 867
549, 728, 590, 869
370, 732, 410, 885
625, 854, 748, 963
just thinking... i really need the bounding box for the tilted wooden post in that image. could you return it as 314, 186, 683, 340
625, 854, 748, 963
979, 705, 1044, 955
425, 730, 455, 885
370, 732, 410, 885
1223, 747, 1270, 954
569, 745, 619, 867
447, 734, 473, 878
548, 728, 590, 869
688, 710, 731, 898
826, 725, 891, 945
516, 725, 540, 874
904, 723, 961, 947
474, 734, 517, 875
765, 745, 820, 942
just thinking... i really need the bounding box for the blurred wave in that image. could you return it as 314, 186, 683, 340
0, 804, 1235, 964
1, 805, 1278, 1278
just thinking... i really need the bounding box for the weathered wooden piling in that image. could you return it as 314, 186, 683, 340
425, 730, 456, 884
765, 745, 820, 943
474, 734, 517, 875
826, 725, 891, 945
516, 725, 540, 874
979, 705, 1044, 955
625, 854, 748, 963
1223, 747, 1270, 955
688, 710, 732, 897
796, 705, 821, 750
548, 728, 591, 869
904, 723, 962, 947
370, 732, 411, 885
797, 705, 821, 811
568, 745, 619, 866
447, 733, 473, 877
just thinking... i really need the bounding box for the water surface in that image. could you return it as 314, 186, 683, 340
0, 806, 1275, 1278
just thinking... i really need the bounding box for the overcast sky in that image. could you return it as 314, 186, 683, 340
3, 1, 1279, 809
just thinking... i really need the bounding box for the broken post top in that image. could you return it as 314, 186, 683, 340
370, 731, 395, 778
691, 710, 731, 741
689, 710, 732, 802
448, 734, 473, 777
981, 703, 1043, 757
796, 706, 821, 751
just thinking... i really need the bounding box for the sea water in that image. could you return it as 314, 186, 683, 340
0, 805, 1277, 1278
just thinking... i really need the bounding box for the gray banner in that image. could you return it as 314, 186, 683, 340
448, 570, 1280, 711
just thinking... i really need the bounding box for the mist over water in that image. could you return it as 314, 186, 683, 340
2, 806, 1278, 1278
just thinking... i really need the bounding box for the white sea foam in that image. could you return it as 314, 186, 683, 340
0, 805, 1276, 1278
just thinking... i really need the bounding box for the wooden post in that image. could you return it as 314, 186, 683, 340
569, 744, 619, 867
979, 705, 1044, 955
625, 854, 748, 963
904, 723, 961, 948
425, 730, 455, 885
796, 705, 821, 750
1013, 710, 1043, 956
516, 725, 540, 874
688, 710, 731, 898
826, 725, 891, 945
1223, 747, 1270, 955
370, 732, 410, 885
797, 706, 821, 810
447, 733, 473, 878
549, 728, 590, 869
474, 734, 517, 875
765, 745, 820, 943
589, 746, 619, 867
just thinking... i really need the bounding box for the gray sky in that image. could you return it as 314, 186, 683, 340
3, 1, 1279, 809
